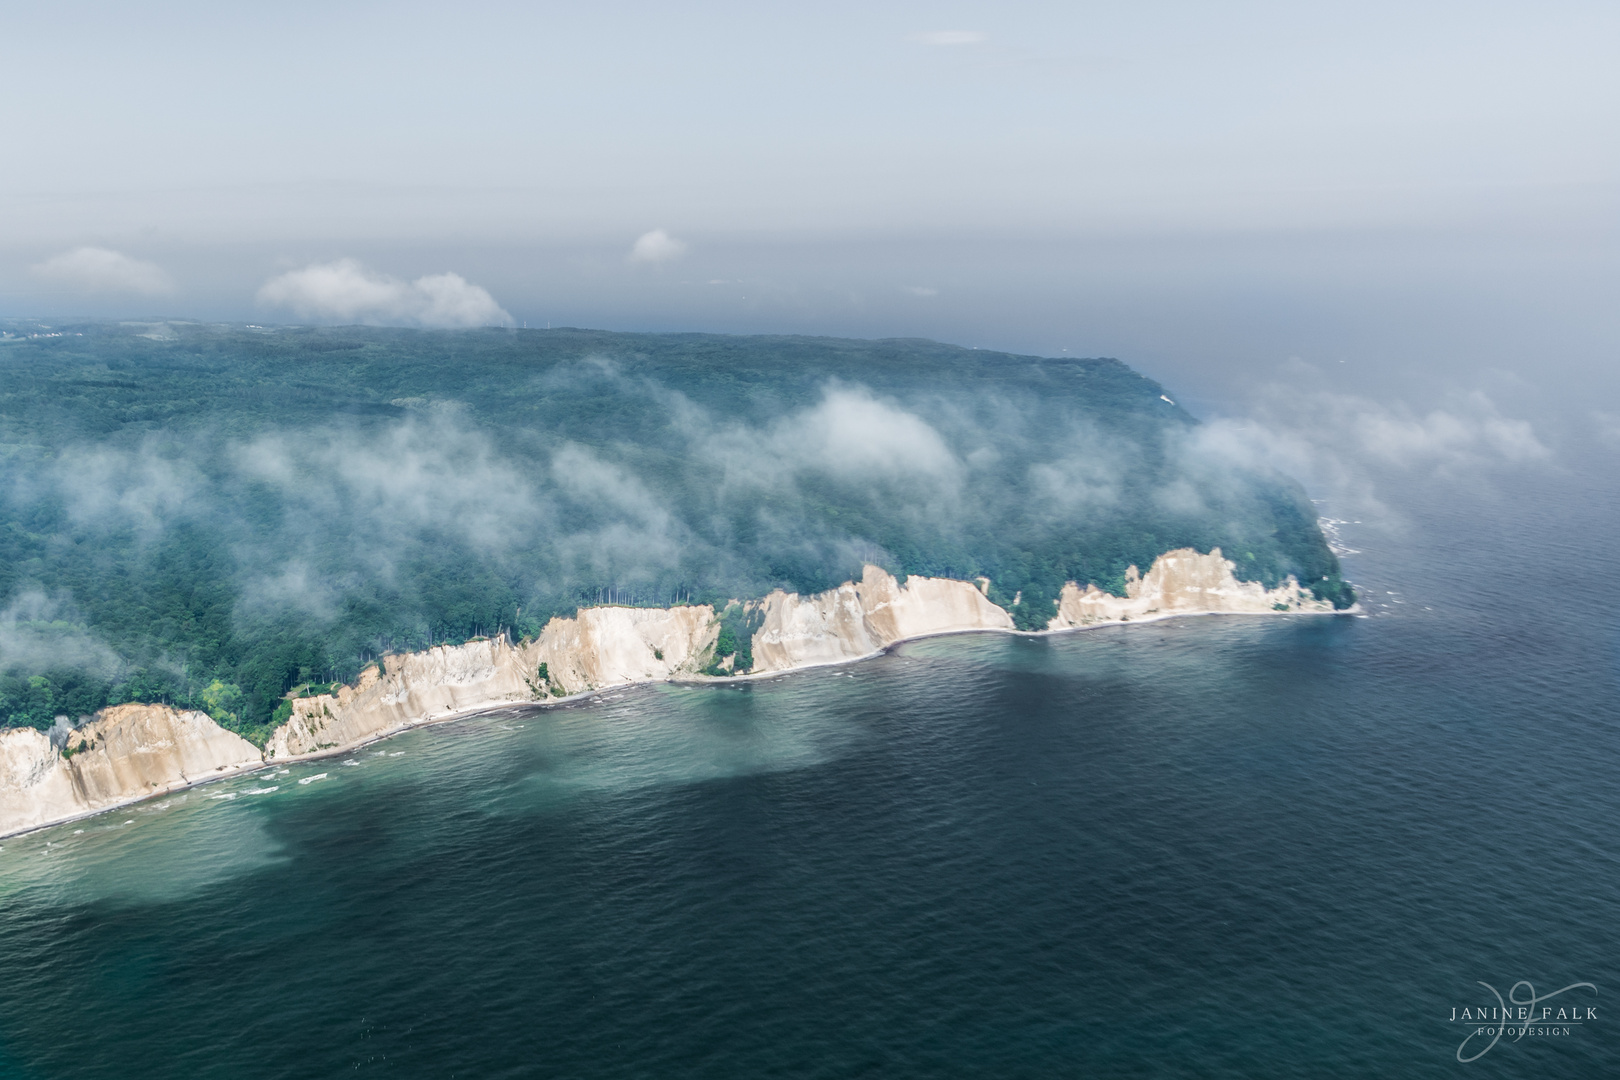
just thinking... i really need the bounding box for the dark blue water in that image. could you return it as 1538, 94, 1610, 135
0, 465, 1616, 1078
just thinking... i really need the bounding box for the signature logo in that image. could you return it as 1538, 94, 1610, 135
1453, 981, 1597, 1062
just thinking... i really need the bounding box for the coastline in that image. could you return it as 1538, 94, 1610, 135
0, 601, 1353, 843
724, 604, 1354, 686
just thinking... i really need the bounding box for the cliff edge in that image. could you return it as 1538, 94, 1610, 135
1, 550, 1343, 838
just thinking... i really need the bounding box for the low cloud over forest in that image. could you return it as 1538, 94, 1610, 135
0, 323, 1538, 734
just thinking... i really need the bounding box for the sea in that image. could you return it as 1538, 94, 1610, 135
0, 461, 1615, 1078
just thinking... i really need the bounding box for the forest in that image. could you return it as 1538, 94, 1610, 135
0, 322, 1353, 741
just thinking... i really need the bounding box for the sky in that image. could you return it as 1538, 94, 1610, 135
3, 0, 1617, 421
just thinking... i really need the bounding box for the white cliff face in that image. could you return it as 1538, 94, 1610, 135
266, 605, 721, 759
1048, 547, 1333, 629
0, 727, 81, 838
751, 565, 1016, 673
2, 549, 1342, 837
532, 604, 719, 696
271, 569, 1020, 759
266, 637, 536, 759
0, 704, 261, 837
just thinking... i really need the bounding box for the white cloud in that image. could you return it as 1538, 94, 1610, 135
1179, 387, 1553, 518
788, 387, 958, 479
256, 259, 512, 327
234, 414, 543, 553
549, 443, 685, 574
1027, 425, 1125, 513
0, 589, 122, 676
628, 228, 687, 264
31, 247, 173, 295
914, 31, 986, 46
412, 272, 513, 328
1282, 389, 1545, 472
903, 285, 938, 297
235, 562, 339, 623
702, 385, 961, 492
48, 440, 205, 536
259, 259, 403, 321
230, 414, 552, 621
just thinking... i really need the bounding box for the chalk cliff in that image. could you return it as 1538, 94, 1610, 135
0, 704, 261, 836
1047, 547, 1334, 628
751, 565, 1015, 672
1, 550, 1341, 838
266, 604, 720, 758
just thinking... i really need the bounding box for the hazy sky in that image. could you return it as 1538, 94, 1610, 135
3, 1, 1617, 415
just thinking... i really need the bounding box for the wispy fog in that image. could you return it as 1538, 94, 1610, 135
9, 351, 1558, 652
0, 590, 122, 678
1185, 386, 1553, 521
705, 386, 961, 488
14, 380, 985, 632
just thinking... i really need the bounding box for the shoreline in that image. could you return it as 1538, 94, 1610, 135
0, 605, 1354, 843
726, 602, 1357, 683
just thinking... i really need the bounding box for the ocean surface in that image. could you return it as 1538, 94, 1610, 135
0, 463, 1616, 1078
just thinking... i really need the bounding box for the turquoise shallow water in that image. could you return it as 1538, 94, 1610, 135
0, 466, 1617, 1078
